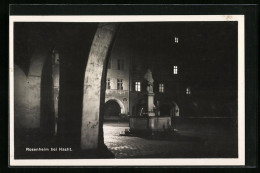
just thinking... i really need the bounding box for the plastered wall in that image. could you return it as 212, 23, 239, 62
14, 52, 47, 129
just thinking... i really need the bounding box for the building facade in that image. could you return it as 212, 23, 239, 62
104, 36, 181, 120
104, 51, 130, 120
105, 54, 181, 120
129, 56, 181, 118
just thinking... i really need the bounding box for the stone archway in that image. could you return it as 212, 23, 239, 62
105, 98, 126, 114
104, 100, 121, 120
81, 23, 119, 150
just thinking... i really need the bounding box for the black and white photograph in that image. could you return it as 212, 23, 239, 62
9, 15, 245, 166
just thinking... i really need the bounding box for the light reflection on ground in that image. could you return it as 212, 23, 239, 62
103, 118, 237, 158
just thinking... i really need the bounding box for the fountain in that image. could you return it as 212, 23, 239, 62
128, 69, 172, 134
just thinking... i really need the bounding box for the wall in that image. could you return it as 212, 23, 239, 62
105, 32, 130, 115
14, 65, 29, 128
14, 52, 48, 129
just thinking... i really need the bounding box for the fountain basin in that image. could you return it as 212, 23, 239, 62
129, 116, 171, 133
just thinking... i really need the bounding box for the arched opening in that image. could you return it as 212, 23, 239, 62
104, 99, 124, 121
159, 101, 180, 117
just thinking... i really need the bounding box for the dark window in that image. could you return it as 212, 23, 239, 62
117, 79, 123, 90
106, 78, 111, 89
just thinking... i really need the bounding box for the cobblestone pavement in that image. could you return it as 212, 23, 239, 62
103, 118, 237, 158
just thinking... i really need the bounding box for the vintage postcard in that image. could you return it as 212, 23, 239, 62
9, 15, 245, 166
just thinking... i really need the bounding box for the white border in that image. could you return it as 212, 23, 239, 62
9, 15, 245, 166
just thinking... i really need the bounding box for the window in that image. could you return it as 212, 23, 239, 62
117, 59, 124, 70
186, 87, 191, 95
106, 78, 111, 89
159, 83, 165, 93
173, 66, 178, 74
135, 82, 141, 92
174, 37, 179, 43
117, 79, 123, 90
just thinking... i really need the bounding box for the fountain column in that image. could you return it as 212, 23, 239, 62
144, 69, 155, 116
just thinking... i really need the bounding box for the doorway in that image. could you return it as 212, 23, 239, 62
104, 100, 122, 121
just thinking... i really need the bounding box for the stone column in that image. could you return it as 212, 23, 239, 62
147, 92, 155, 116
52, 49, 60, 135
144, 69, 155, 117
81, 23, 118, 150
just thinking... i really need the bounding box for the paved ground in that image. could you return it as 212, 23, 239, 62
14, 117, 238, 159
103, 117, 238, 158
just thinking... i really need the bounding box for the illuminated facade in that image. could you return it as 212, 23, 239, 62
104, 50, 130, 120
